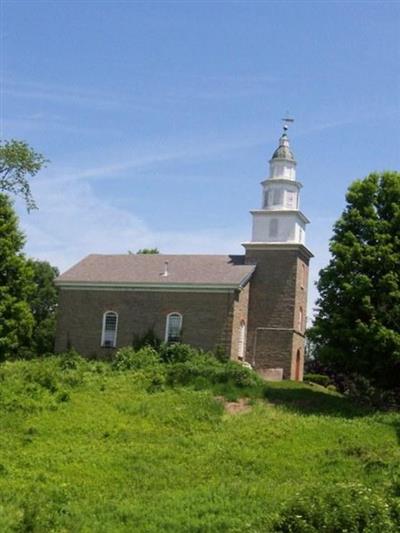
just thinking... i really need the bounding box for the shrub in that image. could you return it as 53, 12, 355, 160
272, 483, 399, 532
223, 361, 262, 388
214, 344, 229, 363
145, 366, 167, 393
57, 349, 86, 371
22, 362, 59, 393
159, 343, 200, 364
303, 373, 330, 387
341, 374, 400, 410
112, 346, 160, 371
132, 329, 161, 350
166, 354, 262, 390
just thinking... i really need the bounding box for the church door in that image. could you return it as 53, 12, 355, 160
295, 349, 301, 381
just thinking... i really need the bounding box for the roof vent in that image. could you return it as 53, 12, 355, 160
161, 261, 169, 277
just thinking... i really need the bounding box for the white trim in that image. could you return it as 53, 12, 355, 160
249, 209, 310, 224
238, 320, 246, 360
165, 312, 183, 342
261, 178, 302, 189
55, 281, 247, 292
101, 310, 118, 348
242, 242, 314, 259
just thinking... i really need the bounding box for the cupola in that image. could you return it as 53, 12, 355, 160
269, 125, 297, 180
244, 121, 310, 246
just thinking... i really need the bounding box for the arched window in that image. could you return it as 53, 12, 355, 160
101, 311, 118, 347
165, 312, 183, 343
298, 307, 303, 332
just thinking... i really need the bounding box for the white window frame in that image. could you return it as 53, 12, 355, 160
101, 311, 118, 348
165, 312, 183, 343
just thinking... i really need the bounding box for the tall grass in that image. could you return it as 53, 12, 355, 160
0, 351, 399, 531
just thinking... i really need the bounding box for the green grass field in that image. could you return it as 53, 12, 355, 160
0, 356, 399, 532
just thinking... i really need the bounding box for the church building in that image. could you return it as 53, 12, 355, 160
55, 126, 313, 380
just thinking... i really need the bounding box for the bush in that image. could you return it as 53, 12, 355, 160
305, 359, 400, 409
214, 344, 229, 363
144, 366, 167, 393
272, 483, 399, 532
166, 354, 262, 390
341, 374, 400, 410
223, 361, 262, 388
159, 343, 200, 364
57, 349, 86, 371
303, 373, 330, 387
112, 346, 160, 371
132, 329, 161, 350
22, 362, 59, 393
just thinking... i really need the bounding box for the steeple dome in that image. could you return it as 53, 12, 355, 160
270, 127, 295, 162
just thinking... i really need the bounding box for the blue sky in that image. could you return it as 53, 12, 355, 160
2, 1, 400, 315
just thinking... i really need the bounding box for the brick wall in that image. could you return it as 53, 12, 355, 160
55, 289, 239, 358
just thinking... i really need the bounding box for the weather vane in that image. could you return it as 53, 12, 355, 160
281, 114, 294, 132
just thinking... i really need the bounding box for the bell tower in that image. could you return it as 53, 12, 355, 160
243, 122, 313, 380
251, 122, 308, 245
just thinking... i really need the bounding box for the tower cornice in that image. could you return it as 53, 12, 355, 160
261, 178, 303, 189
250, 209, 310, 224
241, 242, 314, 260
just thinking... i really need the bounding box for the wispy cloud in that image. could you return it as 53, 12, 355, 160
19, 180, 245, 273
34, 131, 271, 186
4, 73, 279, 113
3, 113, 122, 136
4, 80, 153, 112
297, 107, 400, 139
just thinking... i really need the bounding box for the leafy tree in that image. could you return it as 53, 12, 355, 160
0, 194, 35, 360
136, 248, 159, 254
309, 171, 400, 388
0, 139, 47, 211
27, 259, 59, 355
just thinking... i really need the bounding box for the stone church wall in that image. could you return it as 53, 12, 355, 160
55, 288, 239, 358
244, 246, 310, 379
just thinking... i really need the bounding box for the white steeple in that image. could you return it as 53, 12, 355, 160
248, 122, 309, 245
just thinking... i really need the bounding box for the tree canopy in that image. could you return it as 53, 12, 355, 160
309, 171, 400, 388
0, 194, 35, 360
0, 139, 47, 211
27, 259, 59, 355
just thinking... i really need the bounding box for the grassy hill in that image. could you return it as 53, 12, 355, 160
0, 355, 399, 532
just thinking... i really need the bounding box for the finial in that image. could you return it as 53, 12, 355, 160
281, 115, 294, 133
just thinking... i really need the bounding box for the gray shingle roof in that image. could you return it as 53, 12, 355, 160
55, 254, 255, 288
